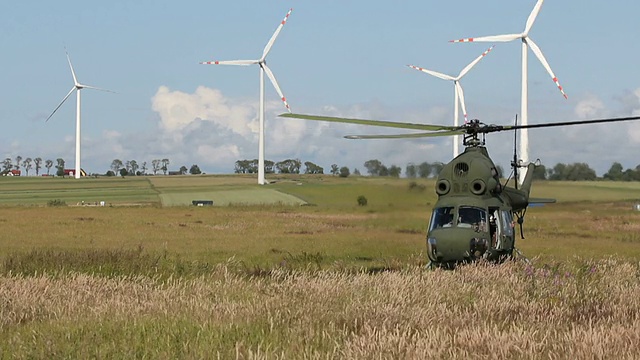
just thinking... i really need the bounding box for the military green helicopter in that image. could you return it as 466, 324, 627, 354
279, 112, 640, 268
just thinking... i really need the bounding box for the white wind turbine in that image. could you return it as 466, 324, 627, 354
46, 50, 113, 179
408, 45, 494, 158
450, 0, 567, 185
200, 8, 293, 185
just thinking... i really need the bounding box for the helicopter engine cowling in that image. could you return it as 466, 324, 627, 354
435, 147, 501, 198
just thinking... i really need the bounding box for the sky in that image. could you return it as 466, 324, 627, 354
2, 1, 640, 177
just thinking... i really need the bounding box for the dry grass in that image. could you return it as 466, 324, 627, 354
1, 259, 639, 358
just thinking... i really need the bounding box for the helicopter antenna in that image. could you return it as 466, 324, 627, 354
511, 114, 519, 190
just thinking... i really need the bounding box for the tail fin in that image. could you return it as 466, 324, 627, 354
519, 163, 536, 196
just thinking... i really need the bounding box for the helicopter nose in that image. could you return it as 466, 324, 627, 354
428, 228, 489, 263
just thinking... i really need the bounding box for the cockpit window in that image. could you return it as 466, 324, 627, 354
429, 206, 455, 231
457, 206, 487, 228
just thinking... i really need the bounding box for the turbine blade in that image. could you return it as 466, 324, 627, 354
65, 50, 79, 86
279, 113, 458, 131
524, 0, 545, 34
262, 8, 293, 60
450, 34, 521, 43
458, 45, 495, 79
46, 87, 76, 122
455, 82, 468, 123
407, 65, 455, 81
199, 60, 257, 66
81, 84, 116, 93
262, 64, 291, 112
526, 38, 568, 99
345, 130, 465, 139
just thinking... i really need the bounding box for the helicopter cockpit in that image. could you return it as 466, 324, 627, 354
429, 206, 487, 231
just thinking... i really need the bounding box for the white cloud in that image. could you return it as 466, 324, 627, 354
574, 94, 606, 119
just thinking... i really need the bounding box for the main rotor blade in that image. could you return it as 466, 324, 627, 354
279, 113, 458, 131
407, 65, 455, 81
458, 45, 494, 79
524, 0, 545, 34
262, 8, 293, 61
46, 87, 76, 122
450, 34, 521, 43
526, 38, 568, 99
199, 59, 257, 66
262, 63, 291, 112
344, 130, 466, 139
455, 82, 468, 123
498, 115, 640, 132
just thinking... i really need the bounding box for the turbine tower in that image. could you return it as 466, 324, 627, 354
408, 45, 494, 158
200, 8, 293, 185
46, 50, 113, 179
450, 0, 567, 184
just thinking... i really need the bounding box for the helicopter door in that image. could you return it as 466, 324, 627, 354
488, 208, 500, 249
499, 210, 515, 251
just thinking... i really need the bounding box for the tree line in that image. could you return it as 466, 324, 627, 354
2, 156, 66, 176
108, 159, 202, 176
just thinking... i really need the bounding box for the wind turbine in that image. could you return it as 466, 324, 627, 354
46, 50, 113, 179
200, 8, 293, 185
408, 45, 494, 158
450, 0, 567, 184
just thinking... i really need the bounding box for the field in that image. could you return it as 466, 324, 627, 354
1, 174, 640, 358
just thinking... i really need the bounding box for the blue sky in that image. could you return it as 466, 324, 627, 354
1, 1, 639, 176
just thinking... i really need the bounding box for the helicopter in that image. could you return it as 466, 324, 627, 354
279, 112, 640, 268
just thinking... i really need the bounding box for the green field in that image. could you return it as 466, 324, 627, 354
1, 174, 640, 358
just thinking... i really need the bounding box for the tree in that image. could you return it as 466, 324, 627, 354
34, 157, 42, 176
388, 165, 401, 178
353, 168, 361, 176
339, 166, 350, 178
276, 159, 302, 174
152, 159, 161, 175
532, 164, 547, 180
45, 159, 53, 175
179, 165, 188, 175
161, 158, 170, 175
603, 162, 624, 181
330, 164, 339, 175
119, 168, 127, 178
364, 159, 383, 176
111, 159, 123, 175
304, 161, 324, 174
431, 162, 445, 177
129, 160, 139, 175
417, 162, 432, 178
22, 158, 32, 176
140, 161, 147, 175
2, 158, 12, 173
189, 164, 202, 175
56, 158, 65, 177
406, 163, 417, 178
14, 156, 22, 171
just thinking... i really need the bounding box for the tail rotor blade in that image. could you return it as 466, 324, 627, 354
262, 64, 291, 112
455, 82, 468, 123
46, 87, 76, 122
407, 65, 455, 81
524, 0, 545, 34
262, 8, 293, 60
458, 45, 494, 79
526, 38, 568, 99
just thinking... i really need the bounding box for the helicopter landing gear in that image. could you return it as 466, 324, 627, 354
512, 248, 531, 265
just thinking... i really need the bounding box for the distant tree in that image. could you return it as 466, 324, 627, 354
105, 170, 115, 177
532, 164, 547, 180
22, 158, 32, 176
152, 159, 161, 175
265, 160, 275, 174
161, 158, 170, 175
406, 163, 417, 178
339, 166, 350, 178
353, 168, 361, 176
364, 159, 383, 176
140, 161, 147, 175
388, 165, 401, 178
378, 165, 389, 177
330, 164, 339, 175
189, 164, 202, 175
276, 159, 302, 174
111, 159, 123, 175
417, 162, 432, 178
34, 157, 43, 176
304, 161, 324, 174
129, 160, 139, 175
14, 156, 22, 171
179, 165, 188, 175
119, 168, 127, 178
431, 162, 445, 177
549, 162, 596, 181
56, 158, 65, 176
603, 162, 624, 181
45, 159, 53, 175
3, 158, 12, 173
